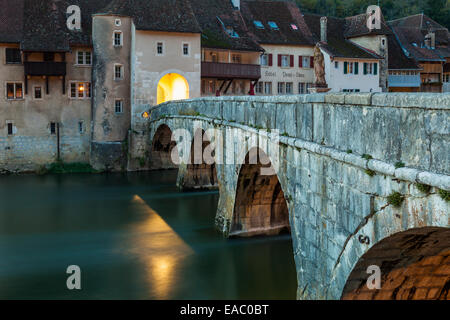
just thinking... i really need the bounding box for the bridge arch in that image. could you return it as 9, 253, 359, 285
150, 124, 178, 170
157, 72, 189, 105
230, 147, 290, 237
181, 129, 218, 190
341, 227, 450, 300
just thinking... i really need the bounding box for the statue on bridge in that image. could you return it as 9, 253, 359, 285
309, 44, 331, 93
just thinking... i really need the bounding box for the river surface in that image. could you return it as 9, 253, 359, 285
0, 171, 297, 300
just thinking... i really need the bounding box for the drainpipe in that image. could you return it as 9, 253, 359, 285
57, 123, 61, 162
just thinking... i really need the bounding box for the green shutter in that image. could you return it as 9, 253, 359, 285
344, 62, 348, 74
374, 63, 378, 75
363, 63, 368, 75
354, 62, 359, 74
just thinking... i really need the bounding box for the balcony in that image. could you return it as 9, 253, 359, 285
388, 74, 421, 88
24, 62, 66, 77
202, 62, 261, 80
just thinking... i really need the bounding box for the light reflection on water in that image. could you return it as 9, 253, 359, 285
0, 171, 297, 300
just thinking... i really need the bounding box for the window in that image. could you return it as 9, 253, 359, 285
6, 82, 23, 100
260, 54, 269, 66
281, 55, 289, 67
115, 19, 121, 27
43, 52, 55, 62
277, 82, 285, 94
254, 21, 264, 29
70, 82, 91, 99
114, 31, 123, 47
344, 62, 358, 75
157, 42, 164, 55
77, 51, 91, 65
211, 53, 218, 63
114, 64, 123, 80
299, 82, 305, 94
208, 80, 215, 94
363, 62, 378, 75
286, 82, 293, 94
444, 74, 450, 83
5, 48, 21, 64
232, 54, 241, 64
7, 122, 13, 135
303, 56, 311, 68
225, 26, 239, 38
50, 122, 56, 135
255, 82, 263, 94
335, 61, 339, 69
115, 100, 123, 114
264, 82, 272, 95
34, 86, 42, 99
268, 21, 279, 30
183, 43, 189, 56
78, 121, 84, 134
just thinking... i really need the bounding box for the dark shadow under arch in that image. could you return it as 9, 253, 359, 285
342, 227, 450, 300
150, 124, 178, 170
231, 148, 290, 237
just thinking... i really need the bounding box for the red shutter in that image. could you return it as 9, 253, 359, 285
268, 54, 273, 66
299, 56, 303, 68
290, 55, 294, 67
310, 56, 314, 68
278, 54, 282, 67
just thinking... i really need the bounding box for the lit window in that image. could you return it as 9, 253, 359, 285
114, 31, 123, 47
268, 21, 279, 30
114, 64, 123, 80
115, 100, 123, 114
157, 42, 163, 55
254, 21, 264, 29
291, 24, 298, 30
34, 86, 42, 99
183, 43, 189, 56
70, 82, 91, 99
6, 82, 23, 100
5, 48, 21, 64
77, 51, 91, 65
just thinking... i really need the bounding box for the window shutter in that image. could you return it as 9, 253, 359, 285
344, 62, 348, 74
268, 54, 273, 66
363, 63, 367, 75
310, 56, 314, 68
290, 55, 294, 67
299, 56, 303, 68
354, 62, 359, 75
374, 63, 378, 75
278, 54, 282, 67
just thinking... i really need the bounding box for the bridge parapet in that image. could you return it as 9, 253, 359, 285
150, 93, 450, 189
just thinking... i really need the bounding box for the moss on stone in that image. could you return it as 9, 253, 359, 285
438, 189, 450, 202
388, 192, 404, 208
416, 183, 432, 194
365, 169, 376, 177
395, 161, 405, 169
362, 154, 373, 160
47, 162, 98, 174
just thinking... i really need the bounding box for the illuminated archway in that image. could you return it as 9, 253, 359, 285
157, 73, 189, 105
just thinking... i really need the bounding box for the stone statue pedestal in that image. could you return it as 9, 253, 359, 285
308, 84, 331, 94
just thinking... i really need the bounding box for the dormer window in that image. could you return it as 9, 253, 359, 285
254, 21, 264, 29
115, 19, 121, 27
291, 24, 298, 30
226, 26, 239, 38
268, 21, 279, 30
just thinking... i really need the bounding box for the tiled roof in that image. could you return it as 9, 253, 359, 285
102, 0, 201, 33
344, 13, 392, 38
0, 0, 24, 43
303, 13, 381, 60
387, 34, 421, 70
240, 0, 315, 46
388, 14, 450, 62
189, 0, 262, 52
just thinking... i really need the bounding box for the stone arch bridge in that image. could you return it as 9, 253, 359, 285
142, 93, 450, 300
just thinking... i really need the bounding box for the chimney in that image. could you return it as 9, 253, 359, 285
320, 17, 327, 43
430, 32, 436, 48
231, 0, 240, 10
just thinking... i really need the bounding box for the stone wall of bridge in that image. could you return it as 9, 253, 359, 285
147, 93, 449, 300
